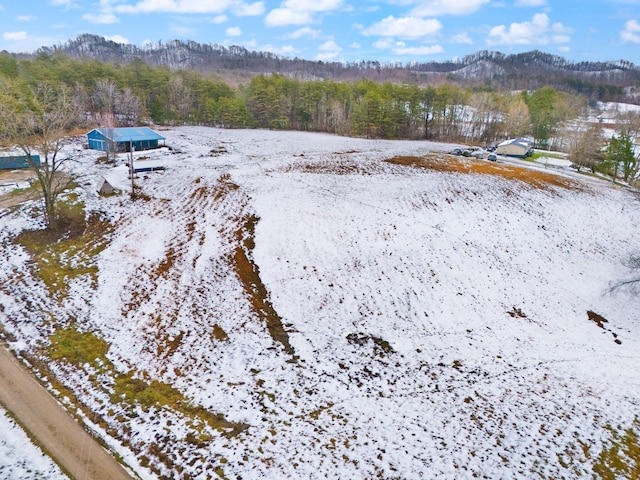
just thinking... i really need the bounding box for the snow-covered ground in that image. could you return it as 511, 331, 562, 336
0, 406, 68, 479
1, 126, 639, 479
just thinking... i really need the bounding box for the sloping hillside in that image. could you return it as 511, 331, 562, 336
1, 127, 639, 479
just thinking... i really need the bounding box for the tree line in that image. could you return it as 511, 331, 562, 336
0, 51, 601, 145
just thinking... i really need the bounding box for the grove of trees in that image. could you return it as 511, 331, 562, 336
0, 50, 595, 144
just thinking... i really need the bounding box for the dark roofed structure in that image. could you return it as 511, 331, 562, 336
87, 127, 166, 152
0, 154, 41, 170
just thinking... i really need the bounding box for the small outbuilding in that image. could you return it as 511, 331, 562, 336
96, 176, 116, 196
87, 127, 166, 153
0, 154, 41, 170
496, 138, 533, 158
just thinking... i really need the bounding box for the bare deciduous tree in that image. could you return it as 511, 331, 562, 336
608, 254, 640, 296
616, 111, 640, 142
568, 123, 606, 173
101, 111, 118, 164
116, 87, 143, 126
503, 95, 530, 140
168, 76, 193, 124
0, 83, 80, 227
93, 78, 117, 118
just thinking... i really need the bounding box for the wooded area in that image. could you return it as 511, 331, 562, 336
1, 47, 639, 186
0, 51, 591, 143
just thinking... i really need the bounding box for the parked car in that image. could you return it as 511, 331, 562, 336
487, 154, 497, 161
450, 148, 464, 156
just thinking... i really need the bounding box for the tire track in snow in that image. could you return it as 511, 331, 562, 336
115, 173, 295, 373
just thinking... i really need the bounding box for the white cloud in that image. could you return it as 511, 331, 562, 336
17, 15, 37, 22
265, 8, 312, 26
362, 16, 442, 39
259, 43, 297, 56
289, 26, 321, 39
392, 44, 444, 55
315, 39, 341, 61
0, 32, 62, 52
105, 34, 129, 44
409, 0, 490, 17
486, 13, 572, 46
211, 15, 228, 24
226, 26, 242, 36
265, 0, 342, 27
451, 32, 473, 44
371, 38, 443, 56
116, 0, 233, 14
621, 19, 640, 43
551, 21, 572, 43
558, 46, 570, 52
82, 12, 119, 24
3, 31, 28, 41
373, 38, 393, 49
552, 34, 570, 43
487, 15, 543, 45
49, 0, 78, 6
515, 0, 547, 6
282, 0, 342, 13
234, 2, 265, 16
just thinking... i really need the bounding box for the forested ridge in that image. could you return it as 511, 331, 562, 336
37, 34, 640, 99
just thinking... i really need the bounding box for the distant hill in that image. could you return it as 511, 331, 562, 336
34, 34, 640, 102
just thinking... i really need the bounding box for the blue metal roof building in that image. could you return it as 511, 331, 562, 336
87, 127, 166, 152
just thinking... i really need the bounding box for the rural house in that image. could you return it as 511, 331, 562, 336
496, 138, 533, 158
87, 127, 166, 153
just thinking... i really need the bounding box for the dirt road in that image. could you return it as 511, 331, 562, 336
0, 344, 135, 480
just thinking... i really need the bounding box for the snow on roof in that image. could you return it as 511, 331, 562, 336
497, 137, 532, 148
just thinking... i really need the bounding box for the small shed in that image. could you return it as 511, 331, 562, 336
0, 154, 41, 170
87, 127, 166, 153
496, 138, 533, 158
96, 176, 116, 195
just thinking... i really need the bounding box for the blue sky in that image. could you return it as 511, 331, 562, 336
1, 1, 640, 64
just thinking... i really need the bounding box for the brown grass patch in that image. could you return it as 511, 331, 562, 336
14, 205, 113, 300
387, 154, 584, 191
233, 214, 295, 358
293, 162, 363, 175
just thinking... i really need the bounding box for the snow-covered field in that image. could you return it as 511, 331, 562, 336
1, 126, 639, 479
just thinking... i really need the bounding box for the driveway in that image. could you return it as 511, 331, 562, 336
0, 344, 135, 480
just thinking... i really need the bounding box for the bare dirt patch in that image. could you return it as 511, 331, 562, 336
0, 170, 38, 209
282, 154, 386, 176
0, 169, 34, 186
587, 310, 622, 344
387, 154, 585, 191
